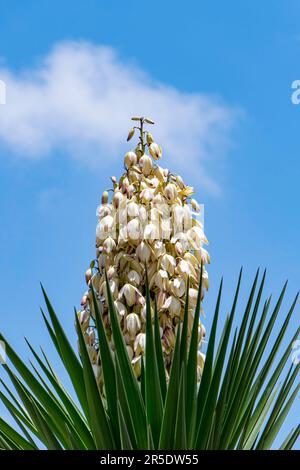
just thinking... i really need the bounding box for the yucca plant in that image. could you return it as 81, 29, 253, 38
0, 118, 299, 450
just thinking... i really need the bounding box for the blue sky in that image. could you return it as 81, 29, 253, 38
0, 0, 299, 447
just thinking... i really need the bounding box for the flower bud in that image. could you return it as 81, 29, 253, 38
127, 218, 141, 240
144, 222, 159, 240
176, 259, 191, 276
135, 146, 143, 159
120, 284, 141, 307
97, 215, 115, 235
140, 187, 154, 204
81, 294, 88, 307
147, 176, 159, 188
126, 184, 134, 198
102, 278, 119, 299
162, 295, 181, 317
139, 154, 153, 175
101, 191, 109, 204
187, 226, 208, 250
171, 278, 186, 297
107, 265, 116, 279
173, 204, 184, 229
153, 240, 166, 258
114, 300, 126, 318
96, 204, 112, 218
78, 309, 89, 325
202, 269, 209, 290
91, 273, 101, 292
155, 269, 169, 290
124, 151, 137, 168
103, 236, 116, 254
134, 333, 146, 355
191, 198, 201, 212
132, 355, 142, 378
194, 247, 211, 264
149, 142, 162, 160
127, 201, 139, 218
176, 175, 185, 189
128, 270, 141, 286
197, 351, 206, 372
85, 268, 92, 284
98, 253, 106, 269
127, 128, 135, 142
188, 288, 198, 307
144, 117, 155, 124
165, 183, 178, 202
146, 132, 154, 145
136, 242, 151, 262
113, 191, 123, 209
121, 176, 130, 193
175, 240, 184, 256
163, 328, 176, 349
153, 165, 165, 182
161, 254, 176, 276
128, 170, 140, 184
125, 313, 141, 338
157, 291, 167, 310
200, 323, 206, 342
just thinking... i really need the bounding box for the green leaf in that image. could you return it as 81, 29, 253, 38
225, 269, 260, 404
279, 425, 300, 450
153, 297, 167, 401
257, 383, 300, 450
145, 268, 163, 448
104, 270, 147, 449
159, 322, 181, 449
194, 278, 223, 448
174, 367, 187, 450
256, 363, 300, 449
219, 282, 288, 448
75, 311, 115, 450
41, 286, 89, 416
0, 334, 75, 446
180, 277, 190, 364
4, 368, 63, 449
115, 356, 138, 449
25, 339, 93, 449
91, 286, 119, 447
0, 415, 36, 450
117, 402, 133, 450
240, 324, 300, 448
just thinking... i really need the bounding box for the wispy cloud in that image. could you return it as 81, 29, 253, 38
0, 41, 237, 193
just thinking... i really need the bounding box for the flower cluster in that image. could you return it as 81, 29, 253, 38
78, 117, 210, 382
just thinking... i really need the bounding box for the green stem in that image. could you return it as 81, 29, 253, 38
139, 118, 145, 153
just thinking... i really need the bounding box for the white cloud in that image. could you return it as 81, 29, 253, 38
0, 41, 236, 193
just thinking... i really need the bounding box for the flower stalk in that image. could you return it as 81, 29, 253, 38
78, 116, 210, 383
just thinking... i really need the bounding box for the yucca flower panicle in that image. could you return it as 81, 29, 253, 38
78, 116, 210, 381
